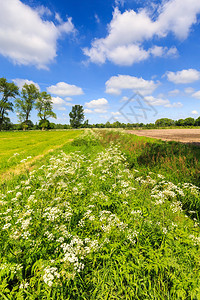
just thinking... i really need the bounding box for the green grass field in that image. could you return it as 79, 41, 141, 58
0, 130, 200, 299
0, 130, 82, 178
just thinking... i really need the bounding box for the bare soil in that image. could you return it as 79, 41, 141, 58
127, 129, 200, 145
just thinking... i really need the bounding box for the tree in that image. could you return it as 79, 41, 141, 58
175, 119, 185, 126
0, 78, 19, 130
195, 116, 200, 126
35, 92, 56, 130
15, 83, 39, 130
183, 117, 195, 126
155, 118, 175, 127
69, 105, 84, 128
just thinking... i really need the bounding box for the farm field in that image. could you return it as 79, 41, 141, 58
127, 128, 200, 144
0, 130, 200, 299
0, 130, 82, 180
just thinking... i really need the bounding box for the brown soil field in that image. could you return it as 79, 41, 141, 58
127, 129, 200, 145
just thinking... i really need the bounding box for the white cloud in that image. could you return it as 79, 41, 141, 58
192, 90, 200, 99
120, 96, 129, 102
105, 75, 159, 95
55, 13, 63, 24
166, 46, 179, 56
107, 44, 149, 66
115, 0, 125, 6
157, 0, 200, 39
85, 98, 108, 108
84, 109, 93, 114
65, 97, 73, 101
57, 107, 66, 111
47, 82, 84, 96
144, 96, 169, 106
168, 89, 180, 96
150, 46, 178, 57
0, 0, 75, 68
164, 102, 183, 108
94, 14, 100, 24
111, 111, 121, 116
52, 97, 65, 105
94, 108, 108, 113
185, 87, 195, 94
166, 69, 200, 84
191, 110, 198, 115
12, 78, 40, 90
144, 96, 182, 108
84, 0, 200, 66
35, 5, 52, 17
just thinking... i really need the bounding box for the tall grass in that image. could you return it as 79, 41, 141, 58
99, 130, 200, 186
0, 130, 200, 299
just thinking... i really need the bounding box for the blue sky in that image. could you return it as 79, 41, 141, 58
1, 0, 200, 124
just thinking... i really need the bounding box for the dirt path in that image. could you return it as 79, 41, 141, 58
126, 129, 200, 144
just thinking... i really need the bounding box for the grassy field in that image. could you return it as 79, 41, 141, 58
0, 130, 200, 299
0, 130, 82, 179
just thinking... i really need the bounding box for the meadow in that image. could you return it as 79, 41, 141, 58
0, 130, 200, 299
0, 130, 82, 180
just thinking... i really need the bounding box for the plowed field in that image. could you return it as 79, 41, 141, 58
127, 128, 200, 144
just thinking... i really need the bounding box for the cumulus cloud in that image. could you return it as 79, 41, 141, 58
111, 111, 121, 116
52, 97, 66, 105
144, 96, 169, 106
65, 97, 73, 101
105, 75, 159, 95
35, 5, 52, 17
164, 102, 183, 108
84, 0, 200, 66
84, 109, 93, 114
192, 90, 200, 99
184, 87, 195, 94
166, 69, 200, 84
120, 96, 129, 102
47, 82, 84, 96
168, 89, 180, 96
156, 0, 200, 39
85, 98, 108, 108
107, 44, 149, 66
191, 110, 198, 115
0, 0, 75, 68
144, 96, 182, 107
150, 46, 178, 57
94, 108, 108, 113
13, 78, 40, 90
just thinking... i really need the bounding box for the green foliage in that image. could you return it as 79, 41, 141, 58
0, 130, 200, 298
69, 105, 84, 128
99, 130, 200, 186
0, 117, 13, 131
35, 92, 56, 129
71, 130, 100, 146
195, 116, 200, 126
38, 119, 51, 130
0, 130, 82, 176
15, 84, 39, 129
155, 118, 175, 127
184, 117, 195, 126
0, 78, 19, 130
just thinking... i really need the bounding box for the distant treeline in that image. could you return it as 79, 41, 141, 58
1, 77, 200, 130
2, 117, 200, 131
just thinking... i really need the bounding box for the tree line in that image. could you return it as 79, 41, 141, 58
1, 77, 200, 130
0, 77, 56, 131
